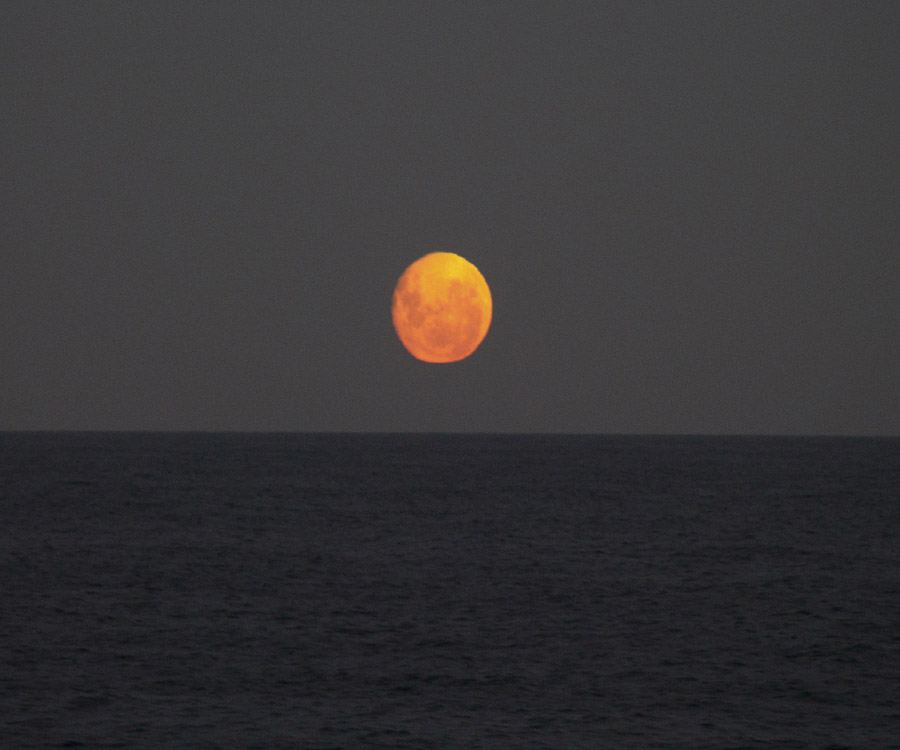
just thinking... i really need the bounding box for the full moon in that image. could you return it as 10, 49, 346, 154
392, 252, 492, 363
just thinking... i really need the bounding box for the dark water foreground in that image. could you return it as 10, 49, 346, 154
2, 433, 899, 749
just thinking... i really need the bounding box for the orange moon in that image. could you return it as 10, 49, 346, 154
392, 252, 492, 363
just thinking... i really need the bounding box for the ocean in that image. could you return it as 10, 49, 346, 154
2, 433, 898, 749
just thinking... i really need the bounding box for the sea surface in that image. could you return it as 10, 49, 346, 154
1, 433, 898, 749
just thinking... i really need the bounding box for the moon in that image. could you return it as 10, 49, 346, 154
392, 252, 492, 363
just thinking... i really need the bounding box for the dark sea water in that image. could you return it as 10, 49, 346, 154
2, 433, 899, 749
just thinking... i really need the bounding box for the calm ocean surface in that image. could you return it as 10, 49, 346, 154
2, 433, 898, 749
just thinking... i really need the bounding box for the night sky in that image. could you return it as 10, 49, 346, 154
2, 2, 898, 433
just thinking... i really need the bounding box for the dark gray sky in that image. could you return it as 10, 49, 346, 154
2, 1, 898, 433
